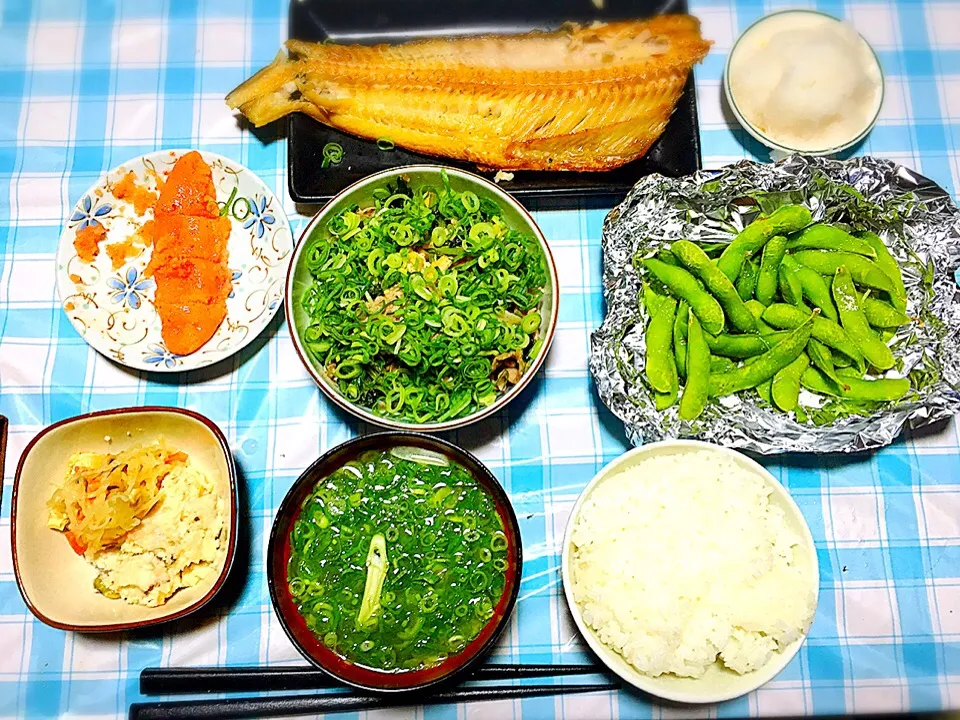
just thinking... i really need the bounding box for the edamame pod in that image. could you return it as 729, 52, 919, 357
795, 264, 839, 322
772, 353, 810, 412
800, 366, 839, 396
836, 366, 865, 379
755, 235, 787, 306
743, 355, 773, 403
785, 224, 877, 257
717, 204, 813, 280
643, 258, 725, 335
857, 231, 907, 311
709, 318, 814, 397
792, 250, 896, 294
706, 331, 788, 359
801, 366, 910, 402
745, 299, 777, 334
645, 296, 678, 394
671, 240, 757, 333
679, 310, 711, 420
832, 267, 895, 371
757, 378, 773, 404
736, 257, 759, 301
861, 295, 910, 328
657, 249, 681, 267
673, 300, 689, 379
710, 356, 736, 373
806, 338, 846, 389
642, 281, 666, 316
762, 303, 866, 371
655, 386, 678, 410
778, 256, 806, 307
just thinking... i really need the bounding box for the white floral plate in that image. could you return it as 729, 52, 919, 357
55, 150, 293, 372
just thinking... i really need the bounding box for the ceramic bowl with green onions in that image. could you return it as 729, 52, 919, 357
286, 165, 559, 432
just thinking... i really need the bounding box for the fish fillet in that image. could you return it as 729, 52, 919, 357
148, 152, 231, 356
226, 16, 711, 171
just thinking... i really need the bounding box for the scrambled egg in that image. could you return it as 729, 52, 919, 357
52, 452, 225, 608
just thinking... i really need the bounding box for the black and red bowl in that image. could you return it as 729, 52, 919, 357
267, 432, 522, 693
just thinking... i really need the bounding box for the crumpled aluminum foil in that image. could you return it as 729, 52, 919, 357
590, 154, 960, 453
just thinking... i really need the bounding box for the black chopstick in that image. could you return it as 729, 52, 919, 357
140, 662, 607, 695
129, 682, 620, 720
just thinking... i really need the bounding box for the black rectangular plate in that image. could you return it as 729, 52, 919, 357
288, 0, 701, 210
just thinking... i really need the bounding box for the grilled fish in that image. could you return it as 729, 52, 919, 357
226, 16, 710, 171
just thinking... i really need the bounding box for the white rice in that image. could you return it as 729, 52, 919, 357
569, 450, 816, 679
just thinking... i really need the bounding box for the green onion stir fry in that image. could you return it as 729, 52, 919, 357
287, 448, 510, 671
299, 173, 549, 424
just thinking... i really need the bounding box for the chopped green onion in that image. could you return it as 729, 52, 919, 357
377, 137, 396, 151
296, 174, 549, 424
321, 142, 344, 169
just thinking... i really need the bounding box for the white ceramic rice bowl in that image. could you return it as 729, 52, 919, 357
560, 440, 819, 704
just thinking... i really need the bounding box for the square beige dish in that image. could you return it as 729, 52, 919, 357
12, 407, 237, 632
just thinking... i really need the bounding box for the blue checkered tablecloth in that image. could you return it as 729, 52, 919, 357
1, 0, 959, 717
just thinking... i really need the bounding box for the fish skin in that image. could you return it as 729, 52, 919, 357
226, 16, 711, 171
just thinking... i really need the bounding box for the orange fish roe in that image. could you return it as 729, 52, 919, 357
136, 219, 156, 247
151, 151, 232, 355
113, 171, 159, 215
74, 224, 107, 263
106, 237, 142, 270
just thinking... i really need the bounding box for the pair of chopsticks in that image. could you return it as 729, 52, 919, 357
130, 663, 617, 719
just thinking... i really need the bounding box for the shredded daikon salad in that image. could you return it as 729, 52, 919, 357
47, 442, 187, 556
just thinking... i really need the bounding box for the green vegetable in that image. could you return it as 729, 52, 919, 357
799, 366, 838, 395
861, 295, 910, 328
792, 250, 896, 294
673, 300, 689, 379
806, 338, 846, 389
645, 297, 678, 394
288, 449, 508, 671
705, 331, 787, 359
298, 172, 548, 424
755, 235, 787, 306
836, 366, 865, 379
772, 353, 810, 412
710, 356, 736, 373
786, 224, 877, 257
832, 267, 895, 371
778, 256, 806, 307
679, 309, 711, 420
857, 231, 908, 311
642, 281, 666, 316
795, 264, 839, 322
376, 137, 396, 151
321, 142, 344, 168
745, 299, 777, 334
801, 367, 910, 402
657, 250, 681, 266
671, 240, 756, 332
709, 318, 813, 397
717, 204, 813, 280
357, 534, 388, 628
757, 378, 773, 404
762, 303, 865, 371
736, 257, 759, 301
643, 258, 725, 335
654, 386, 678, 410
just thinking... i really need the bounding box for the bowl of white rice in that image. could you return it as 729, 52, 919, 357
561, 440, 819, 704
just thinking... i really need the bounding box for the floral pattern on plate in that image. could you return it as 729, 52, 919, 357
55, 149, 294, 372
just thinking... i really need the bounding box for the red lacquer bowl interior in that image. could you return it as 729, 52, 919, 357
267, 432, 522, 693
